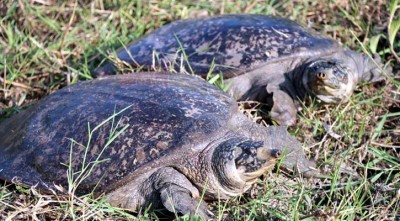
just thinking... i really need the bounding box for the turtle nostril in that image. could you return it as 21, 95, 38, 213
317, 72, 326, 80
271, 149, 282, 158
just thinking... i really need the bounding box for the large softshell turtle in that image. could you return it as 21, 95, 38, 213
94, 14, 391, 126
0, 73, 316, 219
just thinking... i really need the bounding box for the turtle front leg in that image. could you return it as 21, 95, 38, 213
152, 167, 212, 220
269, 90, 297, 126
160, 183, 211, 220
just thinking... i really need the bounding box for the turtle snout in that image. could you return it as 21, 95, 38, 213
314, 69, 341, 89
316, 72, 327, 80
271, 149, 282, 158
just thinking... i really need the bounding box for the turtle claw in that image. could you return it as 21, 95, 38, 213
290, 161, 322, 178
279, 148, 324, 178
93, 63, 116, 78
191, 204, 214, 221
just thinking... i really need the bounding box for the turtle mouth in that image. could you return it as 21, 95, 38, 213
235, 148, 281, 183
307, 79, 349, 103
315, 76, 341, 89
237, 163, 275, 182
309, 79, 343, 95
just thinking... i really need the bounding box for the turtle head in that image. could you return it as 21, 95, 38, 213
211, 127, 319, 196
303, 60, 354, 103
233, 140, 281, 182
211, 137, 279, 196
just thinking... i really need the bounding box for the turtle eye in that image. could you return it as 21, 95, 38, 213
317, 72, 327, 80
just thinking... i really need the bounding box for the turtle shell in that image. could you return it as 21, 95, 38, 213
0, 73, 236, 194
97, 14, 340, 77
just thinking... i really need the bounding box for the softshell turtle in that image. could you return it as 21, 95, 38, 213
0, 73, 317, 219
94, 14, 391, 126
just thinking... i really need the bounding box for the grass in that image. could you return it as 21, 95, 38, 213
0, 0, 399, 220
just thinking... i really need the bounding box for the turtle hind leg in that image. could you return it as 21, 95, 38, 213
343, 49, 392, 83
360, 53, 392, 82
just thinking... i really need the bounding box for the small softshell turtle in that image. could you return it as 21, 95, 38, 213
0, 73, 316, 219
94, 14, 391, 126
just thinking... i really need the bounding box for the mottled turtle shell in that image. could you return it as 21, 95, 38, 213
0, 73, 235, 194
95, 14, 339, 77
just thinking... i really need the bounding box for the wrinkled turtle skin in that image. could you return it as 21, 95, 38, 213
0, 73, 317, 219
94, 14, 392, 126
